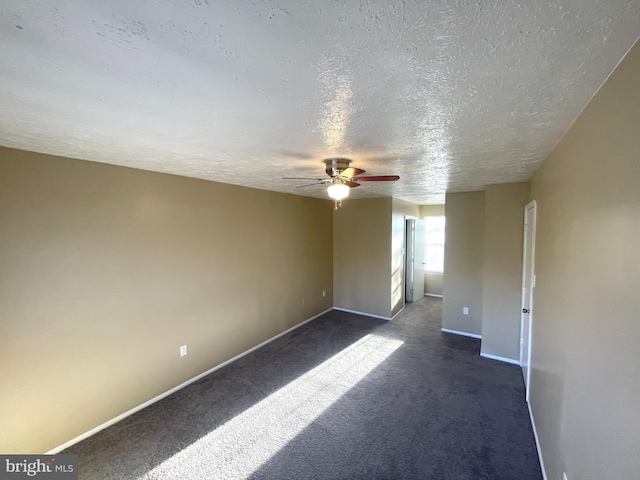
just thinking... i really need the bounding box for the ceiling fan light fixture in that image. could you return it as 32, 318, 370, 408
327, 183, 350, 200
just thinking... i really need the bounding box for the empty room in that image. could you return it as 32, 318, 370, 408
1, 2, 639, 479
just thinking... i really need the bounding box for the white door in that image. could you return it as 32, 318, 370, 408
405, 219, 415, 302
413, 219, 426, 301
520, 200, 537, 401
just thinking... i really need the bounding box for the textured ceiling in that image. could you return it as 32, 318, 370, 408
1, 1, 639, 204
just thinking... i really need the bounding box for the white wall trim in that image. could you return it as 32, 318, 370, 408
521, 199, 537, 402
45, 307, 333, 455
528, 400, 548, 480
441, 328, 482, 339
480, 352, 521, 365
425, 293, 443, 298
333, 307, 392, 321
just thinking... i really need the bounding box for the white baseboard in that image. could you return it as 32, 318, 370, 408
480, 352, 521, 365
333, 307, 392, 321
440, 328, 482, 339
528, 399, 548, 480
45, 307, 333, 455
425, 293, 443, 298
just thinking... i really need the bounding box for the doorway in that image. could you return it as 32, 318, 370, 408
520, 200, 537, 401
405, 218, 425, 303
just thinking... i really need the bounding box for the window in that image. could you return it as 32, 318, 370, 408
424, 216, 445, 274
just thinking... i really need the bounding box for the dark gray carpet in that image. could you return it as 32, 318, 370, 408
64, 297, 542, 479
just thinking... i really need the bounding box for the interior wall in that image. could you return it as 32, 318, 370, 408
419, 204, 445, 218
442, 192, 485, 336
529, 40, 640, 480
333, 198, 392, 318
0, 147, 334, 454
424, 274, 443, 296
480, 183, 529, 361
391, 198, 421, 317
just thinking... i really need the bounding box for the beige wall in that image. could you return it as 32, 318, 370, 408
391, 198, 421, 317
529, 41, 640, 480
333, 198, 392, 318
480, 183, 529, 361
425, 273, 443, 296
419, 204, 445, 218
0, 147, 333, 454
442, 192, 485, 335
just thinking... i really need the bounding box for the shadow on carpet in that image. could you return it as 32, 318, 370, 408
64, 297, 542, 480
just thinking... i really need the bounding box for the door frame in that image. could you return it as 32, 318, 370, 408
520, 200, 537, 402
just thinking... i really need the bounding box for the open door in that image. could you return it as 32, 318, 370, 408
405, 219, 425, 303
405, 219, 415, 303
520, 200, 537, 401
414, 219, 425, 301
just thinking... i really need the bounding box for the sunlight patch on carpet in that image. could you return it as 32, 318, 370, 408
141, 334, 403, 479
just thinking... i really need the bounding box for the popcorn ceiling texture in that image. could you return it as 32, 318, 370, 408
0, 1, 638, 204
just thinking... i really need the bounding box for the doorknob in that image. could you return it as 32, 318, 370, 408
522, 308, 530, 314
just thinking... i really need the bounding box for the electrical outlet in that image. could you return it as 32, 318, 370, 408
180, 345, 187, 357
302, 298, 305, 305
463, 307, 469, 315
322, 290, 326, 297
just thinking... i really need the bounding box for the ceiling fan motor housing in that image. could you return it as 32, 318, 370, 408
324, 158, 352, 177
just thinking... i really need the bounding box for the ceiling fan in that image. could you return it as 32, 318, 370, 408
283, 158, 400, 209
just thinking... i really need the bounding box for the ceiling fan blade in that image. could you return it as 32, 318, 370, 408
354, 175, 400, 182
295, 182, 327, 188
283, 177, 326, 181
339, 167, 366, 179
344, 181, 360, 188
